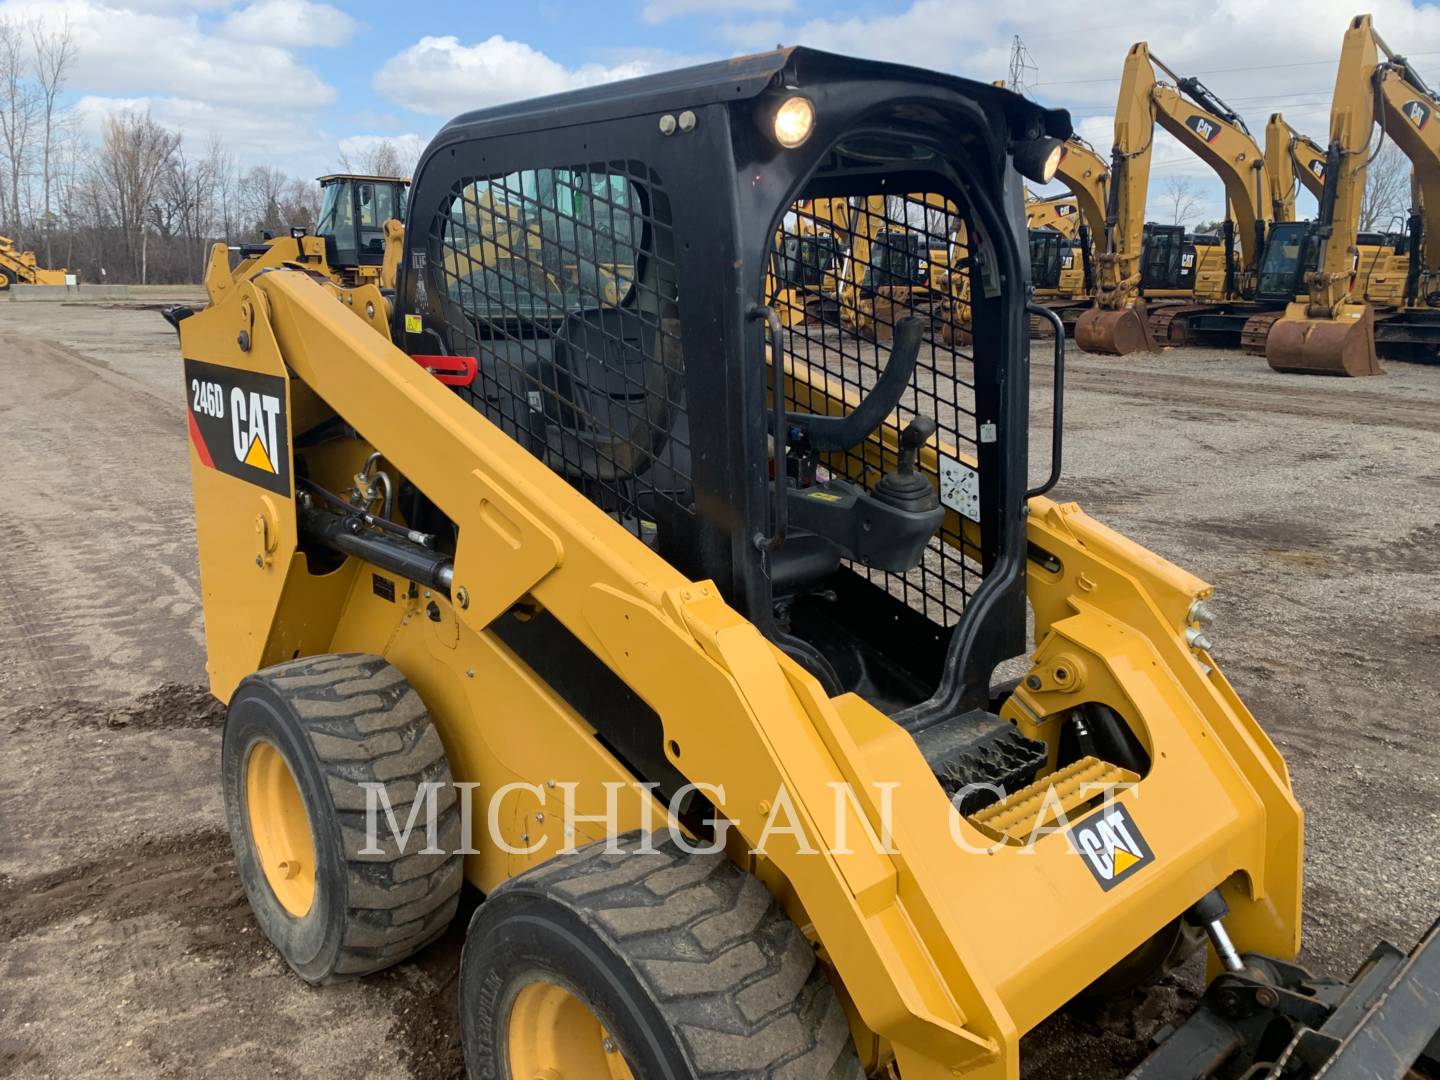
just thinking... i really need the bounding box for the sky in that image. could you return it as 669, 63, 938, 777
4, 0, 1440, 226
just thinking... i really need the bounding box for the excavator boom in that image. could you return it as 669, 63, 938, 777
1267, 15, 1386, 375
1074, 46, 1161, 355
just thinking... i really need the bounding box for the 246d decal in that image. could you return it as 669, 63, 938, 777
184, 358, 291, 497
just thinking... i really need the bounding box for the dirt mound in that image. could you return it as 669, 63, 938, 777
106, 682, 226, 730
0, 830, 251, 952
4, 682, 227, 732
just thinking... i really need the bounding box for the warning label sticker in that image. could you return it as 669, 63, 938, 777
184, 359, 290, 497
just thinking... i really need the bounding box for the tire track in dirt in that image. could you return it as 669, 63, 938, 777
0, 332, 205, 706
1055, 363, 1440, 433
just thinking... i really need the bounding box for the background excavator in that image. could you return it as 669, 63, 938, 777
1266, 16, 1388, 375
1263, 112, 1420, 356
1041, 136, 1109, 333
1266, 114, 1329, 222
1026, 190, 1081, 237
1026, 192, 1086, 318
1074, 43, 1238, 355
0, 234, 68, 288
1358, 18, 1440, 359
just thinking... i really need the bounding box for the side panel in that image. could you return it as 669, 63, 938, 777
179, 283, 299, 699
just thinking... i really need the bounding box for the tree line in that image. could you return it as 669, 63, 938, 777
0, 16, 410, 285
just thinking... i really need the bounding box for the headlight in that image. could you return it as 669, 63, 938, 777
772, 96, 816, 149
1012, 136, 1064, 184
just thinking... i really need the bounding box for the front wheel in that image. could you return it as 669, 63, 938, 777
221, 652, 462, 983
460, 833, 862, 1079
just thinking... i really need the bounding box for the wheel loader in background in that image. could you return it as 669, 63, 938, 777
0, 234, 68, 288
169, 48, 1440, 1080
203, 174, 411, 296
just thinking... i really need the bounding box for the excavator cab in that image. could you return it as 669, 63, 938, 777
1029, 228, 1065, 291
1138, 222, 1195, 294
314, 174, 410, 284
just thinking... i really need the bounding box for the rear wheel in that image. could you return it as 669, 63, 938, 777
222, 652, 462, 983
459, 832, 862, 1080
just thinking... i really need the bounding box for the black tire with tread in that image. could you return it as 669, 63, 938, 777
222, 652, 462, 983
459, 831, 862, 1079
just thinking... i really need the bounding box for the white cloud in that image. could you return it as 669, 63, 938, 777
641, 0, 793, 26
73, 93, 330, 173
220, 0, 357, 47
374, 34, 651, 116
1, 0, 337, 107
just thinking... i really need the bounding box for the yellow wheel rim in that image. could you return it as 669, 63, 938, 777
245, 741, 317, 917
506, 978, 636, 1080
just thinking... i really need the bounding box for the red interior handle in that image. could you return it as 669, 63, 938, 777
410, 354, 477, 387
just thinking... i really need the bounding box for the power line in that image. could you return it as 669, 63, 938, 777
1034, 49, 1440, 87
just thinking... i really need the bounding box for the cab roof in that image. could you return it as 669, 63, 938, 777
430, 46, 1071, 147
316, 174, 412, 185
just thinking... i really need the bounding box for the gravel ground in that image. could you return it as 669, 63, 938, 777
0, 293, 1435, 1078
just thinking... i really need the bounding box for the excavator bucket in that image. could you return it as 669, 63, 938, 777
1266, 303, 1383, 377
1075, 298, 1159, 355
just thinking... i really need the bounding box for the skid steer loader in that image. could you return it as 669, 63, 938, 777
171, 48, 1440, 1080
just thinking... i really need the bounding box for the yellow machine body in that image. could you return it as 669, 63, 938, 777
181, 238, 1303, 1076
0, 234, 68, 287
178, 50, 1440, 1080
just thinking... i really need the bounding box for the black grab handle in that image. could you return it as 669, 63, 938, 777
749, 303, 789, 553
785, 316, 926, 453
1026, 303, 1065, 499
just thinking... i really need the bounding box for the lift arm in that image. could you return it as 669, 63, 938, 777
1374, 42, 1440, 278
1052, 137, 1109, 237
1025, 192, 1081, 239
1265, 114, 1328, 220
1143, 48, 1272, 284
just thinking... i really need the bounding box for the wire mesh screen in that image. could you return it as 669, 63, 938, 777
427, 163, 691, 547
770, 192, 982, 626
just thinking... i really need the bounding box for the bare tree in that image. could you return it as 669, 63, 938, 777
277, 176, 320, 230
31, 16, 74, 266
239, 164, 288, 236
206, 134, 237, 247
91, 110, 180, 282
1359, 143, 1410, 232
1160, 175, 1203, 227
0, 16, 39, 236
338, 138, 409, 178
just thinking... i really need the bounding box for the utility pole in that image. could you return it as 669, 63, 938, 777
1008, 35, 1038, 96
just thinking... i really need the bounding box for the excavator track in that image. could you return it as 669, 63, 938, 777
1147, 303, 1210, 347
1241, 311, 1284, 355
